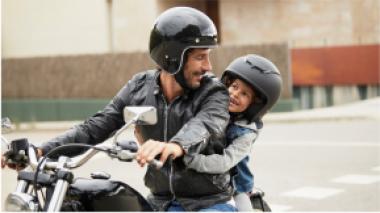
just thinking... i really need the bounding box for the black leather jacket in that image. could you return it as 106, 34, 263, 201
40, 70, 232, 211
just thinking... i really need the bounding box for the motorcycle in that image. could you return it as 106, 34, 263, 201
2, 106, 271, 211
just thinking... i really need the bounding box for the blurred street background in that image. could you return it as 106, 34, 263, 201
1, 0, 379, 211
1, 98, 379, 211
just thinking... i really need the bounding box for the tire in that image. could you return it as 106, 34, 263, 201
250, 196, 271, 212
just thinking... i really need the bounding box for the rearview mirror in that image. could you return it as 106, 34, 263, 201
1, 117, 12, 133
123, 106, 157, 125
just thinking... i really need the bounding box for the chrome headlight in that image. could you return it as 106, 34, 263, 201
5, 192, 38, 211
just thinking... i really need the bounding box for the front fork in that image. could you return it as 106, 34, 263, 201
46, 156, 73, 212
15, 179, 29, 193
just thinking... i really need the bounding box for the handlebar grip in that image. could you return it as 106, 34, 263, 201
149, 159, 163, 169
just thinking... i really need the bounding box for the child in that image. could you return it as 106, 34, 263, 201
184, 54, 283, 211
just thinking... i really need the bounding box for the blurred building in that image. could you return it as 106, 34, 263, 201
2, 0, 379, 121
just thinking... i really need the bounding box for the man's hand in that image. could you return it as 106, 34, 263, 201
37, 148, 43, 157
1, 153, 27, 171
1, 148, 43, 170
1, 155, 8, 169
159, 143, 184, 163
1, 156, 25, 171
136, 140, 184, 167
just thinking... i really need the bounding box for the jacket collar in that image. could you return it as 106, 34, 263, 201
154, 69, 190, 100
153, 70, 161, 95
234, 118, 263, 130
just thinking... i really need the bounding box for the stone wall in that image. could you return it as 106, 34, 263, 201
2, 43, 292, 99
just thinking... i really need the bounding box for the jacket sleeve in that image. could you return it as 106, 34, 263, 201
38, 76, 141, 157
170, 84, 230, 154
183, 132, 257, 174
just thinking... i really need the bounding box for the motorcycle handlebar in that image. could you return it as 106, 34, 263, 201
27, 143, 163, 170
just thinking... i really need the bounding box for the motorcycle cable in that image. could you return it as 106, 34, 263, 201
33, 144, 100, 211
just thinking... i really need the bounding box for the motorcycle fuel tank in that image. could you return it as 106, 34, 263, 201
65, 178, 153, 211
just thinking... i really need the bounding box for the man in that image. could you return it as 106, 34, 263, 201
35, 7, 234, 211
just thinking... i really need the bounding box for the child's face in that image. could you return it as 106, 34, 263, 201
228, 79, 255, 113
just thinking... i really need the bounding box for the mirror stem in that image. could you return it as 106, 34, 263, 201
113, 115, 139, 144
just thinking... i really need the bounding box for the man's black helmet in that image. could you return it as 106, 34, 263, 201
222, 54, 283, 122
149, 7, 218, 74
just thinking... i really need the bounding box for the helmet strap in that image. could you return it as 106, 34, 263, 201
174, 49, 192, 91
174, 68, 191, 90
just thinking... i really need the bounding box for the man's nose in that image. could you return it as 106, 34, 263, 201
202, 57, 212, 71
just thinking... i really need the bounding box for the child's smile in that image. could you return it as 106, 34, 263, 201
228, 79, 255, 113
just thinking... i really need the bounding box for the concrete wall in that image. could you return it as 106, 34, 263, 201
219, 0, 380, 47
2, 0, 111, 58
111, 0, 158, 53
156, 0, 207, 12
4, 0, 379, 58
2, 0, 158, 58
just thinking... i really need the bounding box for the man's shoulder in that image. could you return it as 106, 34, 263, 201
120, 69, 158, 96
130, 69, 157, 82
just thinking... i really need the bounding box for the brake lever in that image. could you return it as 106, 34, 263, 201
116, 149, 136, 162
115, 149, 163, 169
112, 140, 163, 169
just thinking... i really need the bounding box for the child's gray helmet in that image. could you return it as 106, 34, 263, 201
222, 54, 283, 122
